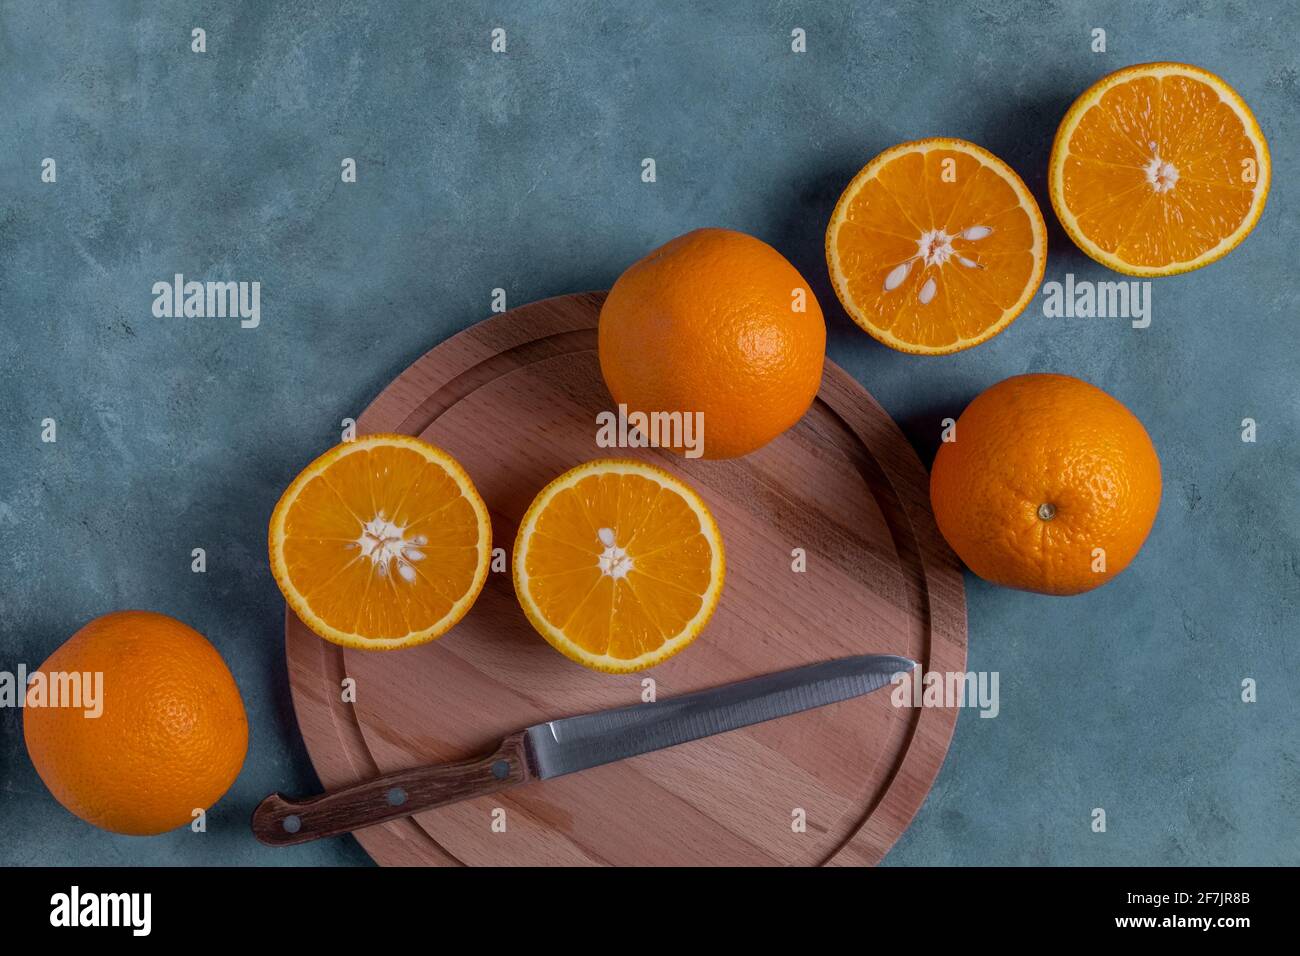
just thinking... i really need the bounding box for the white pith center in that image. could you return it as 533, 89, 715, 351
919, 229, 955, 266
356, 514, 427, 583
882, 224, 993, 304
1144, 142, 1179, 193
596, 527, 634, 580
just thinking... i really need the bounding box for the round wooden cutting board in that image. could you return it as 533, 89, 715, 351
284, 292, 967, 866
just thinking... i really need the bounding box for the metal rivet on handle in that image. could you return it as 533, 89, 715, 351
491, 760, 510, 779
283, 814, 302, 834
386, 787, 407, 806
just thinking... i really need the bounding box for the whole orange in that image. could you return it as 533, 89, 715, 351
23, 610, 248, 835
598, 228, 826, 459
930, 374, 1161, 595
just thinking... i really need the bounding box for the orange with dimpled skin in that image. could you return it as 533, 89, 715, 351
929, 374, 1161, 596
23, 610, 248, 835
598, 228, 826, 460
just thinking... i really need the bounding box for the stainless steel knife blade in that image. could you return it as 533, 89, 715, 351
253, 652, 919, 846
524, 653, 916, 780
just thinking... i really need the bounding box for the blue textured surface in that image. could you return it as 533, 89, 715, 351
1, 1, 1296, 866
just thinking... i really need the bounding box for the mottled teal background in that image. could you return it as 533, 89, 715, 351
1, 0, 1296, 866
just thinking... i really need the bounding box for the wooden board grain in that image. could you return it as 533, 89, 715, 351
284, 292, 967, 866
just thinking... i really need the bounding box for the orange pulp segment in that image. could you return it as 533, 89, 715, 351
512, 459, 725, 673
1049, 62, 1270, 276
826, 138, 1047, 354
269, 434, 491, 650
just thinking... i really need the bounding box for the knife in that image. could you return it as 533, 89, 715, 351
251, 653, 916, 846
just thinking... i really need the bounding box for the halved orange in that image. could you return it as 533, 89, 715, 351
269, 434, 492, 650
826, 138, 1047, 355
512, 459, 725, 673
1050, 63, 1270, 276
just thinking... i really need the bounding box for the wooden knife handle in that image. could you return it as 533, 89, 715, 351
252, 731, 532, 847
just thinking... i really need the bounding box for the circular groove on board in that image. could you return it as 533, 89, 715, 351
284, 292, 966, 866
